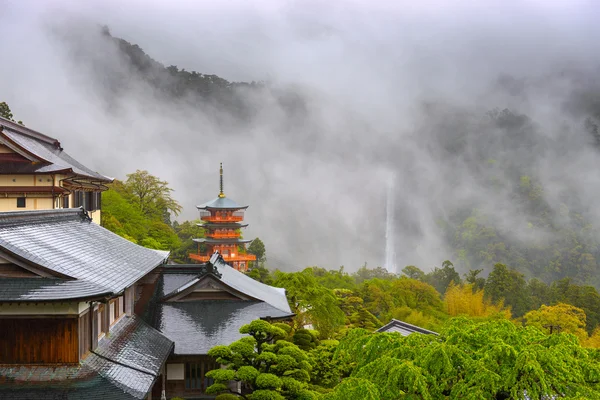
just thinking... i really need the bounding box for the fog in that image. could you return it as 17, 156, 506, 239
1, 0, 600, 272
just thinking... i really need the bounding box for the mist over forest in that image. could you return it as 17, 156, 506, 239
2, 0, 600, 282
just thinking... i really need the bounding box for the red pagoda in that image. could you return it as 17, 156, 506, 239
189, 163, 256, 271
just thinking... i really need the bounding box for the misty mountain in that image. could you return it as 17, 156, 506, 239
85, 26, 600, 286
3, 3, 600, 282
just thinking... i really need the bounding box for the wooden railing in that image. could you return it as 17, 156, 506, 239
200, 215, 244, 222
189, 253, 256, 262
206, 233, 241, 239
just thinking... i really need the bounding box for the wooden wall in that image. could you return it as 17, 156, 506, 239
78, 311, 91, 359
0, 318, 78, 364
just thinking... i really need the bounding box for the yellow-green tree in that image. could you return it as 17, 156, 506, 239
445, 282, 510, 319
523, 303, 588, 341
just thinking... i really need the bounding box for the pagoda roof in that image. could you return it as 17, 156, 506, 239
197, 196, 248, 210
0, 208, 169, 298
193, 238, 252, 244
0, 116, 113, 183
200, 222, 248, 229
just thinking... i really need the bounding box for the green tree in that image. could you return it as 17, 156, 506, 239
330, 318, 600, 399
463, 268, 486, 291
0, 101, 23, 124
524, 303, 588, 340
124, 170, 182, 220
101, 177, 181, 251
273, 270, 346, 338
425, 260, 461, 295
0, 102, 14, 120
352, 264, 396, 284
401, 265, 426, 281
206, 320, 320, 399
171, 220, 204, 263
484, 263, 530, 317
248, 237, 267, 264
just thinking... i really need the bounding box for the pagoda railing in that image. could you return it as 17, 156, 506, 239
206, 232, 241, 239
200, 213, 244, 222
190, 253, 256, 262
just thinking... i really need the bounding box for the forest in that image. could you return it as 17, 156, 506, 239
197, 261, 600, 399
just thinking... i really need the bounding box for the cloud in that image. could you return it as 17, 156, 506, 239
1, 0, 600, 273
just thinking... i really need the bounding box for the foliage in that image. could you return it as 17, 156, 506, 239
524, 303, 588, 340
353, 263, 397, 284
124, 170, 182, 222
445, 282, 510, 319
273, 270, 346, 338
206, 320, 318, 400
425, 260, 461, 295
101, 175, 181, 251
328, 318, 600, 399
484, 263, 530, 317
0, 101, 23, 124
248, 237, 267, 264
171, 220, 204, 263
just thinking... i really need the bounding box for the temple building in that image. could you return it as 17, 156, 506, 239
0, 208, 173, 399
0, 116, 112, 224
189, 163, 256, 271
143, 253, 294, 399
0, 208, 294, 399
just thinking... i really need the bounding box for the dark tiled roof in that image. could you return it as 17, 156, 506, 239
0, 117, 112, 182
94, 315, 174, 377
0, 278, 112, 301
163, 261, 292, 313
0, 208, 168, 293
0, 316, 173, 400
150, 299, 293, 355
197, 196, 247, 209
376, 319, 439, 336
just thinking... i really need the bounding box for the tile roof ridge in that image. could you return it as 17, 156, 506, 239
0, 116, 61, 147
0, 207, 90, 226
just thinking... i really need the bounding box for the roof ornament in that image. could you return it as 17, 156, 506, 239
218, 162, 226, 198
200, 251, 223, 278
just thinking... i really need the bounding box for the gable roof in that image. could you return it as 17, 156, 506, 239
0, 208, 169, 297
0, 116, 112, 182
376, 319, 439, 336
163, 254, 291, 314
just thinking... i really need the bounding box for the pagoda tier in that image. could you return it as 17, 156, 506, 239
189, 163, 256, 271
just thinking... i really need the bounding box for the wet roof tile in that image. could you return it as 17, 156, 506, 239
0, 208, 168, 293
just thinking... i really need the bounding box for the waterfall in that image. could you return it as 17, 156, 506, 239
384, 174, 396, 273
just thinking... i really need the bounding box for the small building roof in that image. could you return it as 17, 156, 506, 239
376, 319, 439, 336
197, 196, 248, 210
0, 315, 173, 399
0, 117, 113, 182
0, 208, 169, 296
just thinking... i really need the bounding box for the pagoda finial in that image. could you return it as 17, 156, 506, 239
219, 162, 225, 198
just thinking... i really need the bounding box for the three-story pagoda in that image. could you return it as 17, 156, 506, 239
189, 163, 256, 271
